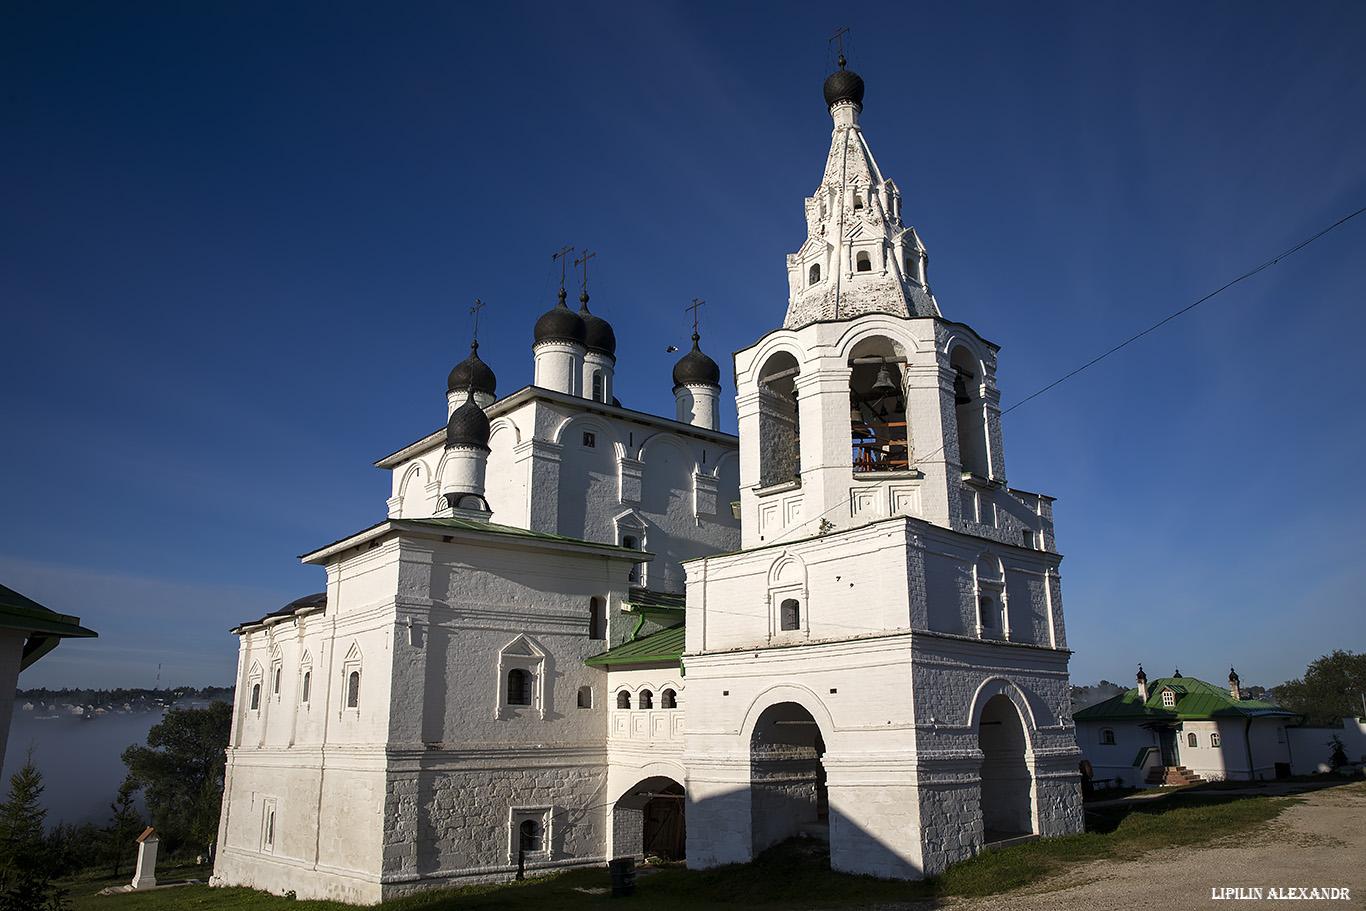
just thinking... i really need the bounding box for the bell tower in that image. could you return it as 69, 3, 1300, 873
734, 57, 1011, 549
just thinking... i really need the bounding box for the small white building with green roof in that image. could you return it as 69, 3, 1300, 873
1074, 666, 1299, 788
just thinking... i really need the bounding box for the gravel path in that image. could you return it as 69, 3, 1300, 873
871, 780, 1365, 911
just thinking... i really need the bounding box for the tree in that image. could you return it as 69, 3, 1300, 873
105, 775, 143, 876
0, 747, 66, 910
1275, 650, 1366, 726
121, 701, 231, 854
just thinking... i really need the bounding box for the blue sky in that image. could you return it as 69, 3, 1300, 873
2, 2, 1363, 692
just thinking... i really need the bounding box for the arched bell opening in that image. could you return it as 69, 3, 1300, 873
849, 337, 910, 473
612, 776, 686, 860
950, 345, 989, 477
750, 702, 829, 858
978, 694, 1034, 841
757, 352, 801, 487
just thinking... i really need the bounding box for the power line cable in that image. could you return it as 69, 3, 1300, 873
1003, 205, 1366, 417
764, 204, 1365, 547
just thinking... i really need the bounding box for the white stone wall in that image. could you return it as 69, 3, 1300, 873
685, 515, 1062, 656
382, 393, 740, 593
216, 524, 645, 902
1288, 719, 1366, 774
680, 632, 1080, 879
734, 316, 1023, 551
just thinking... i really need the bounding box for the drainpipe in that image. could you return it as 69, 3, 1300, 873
1244, 718, 1255, 782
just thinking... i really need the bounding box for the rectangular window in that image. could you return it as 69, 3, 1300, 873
583, 431, 596, 448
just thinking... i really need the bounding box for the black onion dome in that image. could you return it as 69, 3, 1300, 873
445, 392, 490, 449
446, 340, 497, 395
533, 288, 587, 345
578, 292, 616, 356
823, 57, 865, 110
672, 333, 721, 389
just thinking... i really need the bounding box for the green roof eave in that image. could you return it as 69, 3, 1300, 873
585, 625, 686, 669
0, 585, 98, 640
1074, 676, 1300, 722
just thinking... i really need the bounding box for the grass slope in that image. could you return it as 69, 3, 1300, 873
61, 791, 1299, 911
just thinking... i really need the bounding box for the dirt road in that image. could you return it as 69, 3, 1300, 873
939, 781, 1365, 911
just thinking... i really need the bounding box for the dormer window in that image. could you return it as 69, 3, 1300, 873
1161, 689, 1176, 708
809, 263, 820, 286
856, 251, 871, 272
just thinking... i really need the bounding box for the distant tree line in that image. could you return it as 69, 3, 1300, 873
12, 685, 234, 708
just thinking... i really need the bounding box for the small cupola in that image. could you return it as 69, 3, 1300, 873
447, 341, 497, 397
578, 290, 617, 404
673, 331, 723, 431
445, 391, 491, 451
1136, 664, 1149, 702
533, 289, 588, 346
822, 53, 865, 112
672, 332, 722, 390
1229, 667, 1242, 701
439, 390, 492, 518
446, 340, 498, 414
578, 292, 616, 358
533, 288, 588, 395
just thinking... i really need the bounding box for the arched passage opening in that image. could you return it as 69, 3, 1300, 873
978, 694, 1034, 840
612, 776, 686, 860
750, 702, 828, 857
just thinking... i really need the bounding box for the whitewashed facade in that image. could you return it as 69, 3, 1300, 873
213, 58, 1083, 902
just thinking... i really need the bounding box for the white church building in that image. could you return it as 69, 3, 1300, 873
212, 58, 1084, 903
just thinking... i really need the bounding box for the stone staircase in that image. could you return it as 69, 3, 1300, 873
1146, 765, 1204, 787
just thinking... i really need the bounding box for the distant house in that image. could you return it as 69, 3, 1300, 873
0, 582, 97, 769
1074, 667, 1299, 787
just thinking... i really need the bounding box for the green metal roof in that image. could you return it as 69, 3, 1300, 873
585, 625, 685, 668
1074, 675, 1298, 723
0, 583, 98, 671
623, 589, 685, 611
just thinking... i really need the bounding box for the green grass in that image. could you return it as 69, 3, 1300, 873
60, 790, 1308, 911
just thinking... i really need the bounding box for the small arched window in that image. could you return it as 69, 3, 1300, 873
1187, 732, 1198, 748
1211, 732, 1221, 747
639, 690, 654, 710
856, 251, 872, 272
661, 688, 677, 709
519, 819, 542, 852
347, 671, 361, 708
577, 686, 592, 709
616, 690, 631, 709
1100, 728, 1116, 745
905, 256, 915, 280
250, 683, 261, 711
808, 263, 820, 285
592, 371, 605, 403
273, 666, 282, 695
301, 671, 311, 704
780, 598, 801, 631
507, 668, 531, 706
853, 192, 864, 210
